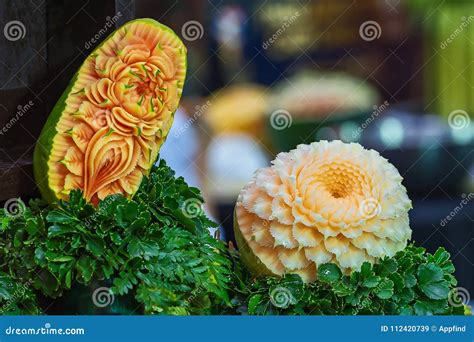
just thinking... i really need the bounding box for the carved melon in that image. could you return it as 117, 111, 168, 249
34, 19, 187, 204
234, 141, 412, 283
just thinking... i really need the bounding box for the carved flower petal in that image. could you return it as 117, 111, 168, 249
62, 146, 84, 176
251, 220, 274, 247
292, 222, 323, 247
278, 248, 310, 270
71, 123, 95, 153
83, 129, 140, 201
269, 221, 298, 248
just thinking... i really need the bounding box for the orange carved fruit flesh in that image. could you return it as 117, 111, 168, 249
33, 19, 187, 204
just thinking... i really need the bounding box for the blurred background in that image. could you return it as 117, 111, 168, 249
0, 0, 473, 295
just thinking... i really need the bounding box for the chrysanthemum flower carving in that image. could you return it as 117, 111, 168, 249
43, 20, 186, 203
234, 141, 412, 282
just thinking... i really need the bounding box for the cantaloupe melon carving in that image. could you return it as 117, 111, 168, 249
34, 19, 187, 204
234, 141, 412, 282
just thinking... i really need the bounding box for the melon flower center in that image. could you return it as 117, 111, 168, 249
234, 140, 412, 283
47, 21, 186, 204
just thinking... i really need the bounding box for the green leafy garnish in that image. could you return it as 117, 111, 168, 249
229, 245, 469, 316
0, 160, 232, 315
